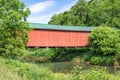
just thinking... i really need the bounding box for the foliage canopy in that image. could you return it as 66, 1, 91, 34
89, 27, 120, 64
49, 0, 120, 28
0, 0, 30, 58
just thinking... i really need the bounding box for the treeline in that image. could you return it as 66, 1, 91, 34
48, 0, 120, 28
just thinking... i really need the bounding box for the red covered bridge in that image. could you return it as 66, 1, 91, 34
27, 23, 94, 47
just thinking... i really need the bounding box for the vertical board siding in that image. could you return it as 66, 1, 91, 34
27, 29, 90, 47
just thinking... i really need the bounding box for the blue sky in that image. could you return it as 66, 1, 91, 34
21, 0, 78, 24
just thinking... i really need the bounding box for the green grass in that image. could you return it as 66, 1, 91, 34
71, 66, 120, 80
1, 57, 120, 80
1, 46, 120, 80
0, 57, 70, 80
0, 64, 26, 80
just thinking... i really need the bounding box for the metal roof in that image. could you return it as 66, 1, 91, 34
30, 23, 95, 32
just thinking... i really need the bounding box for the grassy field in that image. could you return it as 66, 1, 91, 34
1, 47, 120, 80
0, 57, 70, 80
1, 57, 120, 80
0, 64, 26, 80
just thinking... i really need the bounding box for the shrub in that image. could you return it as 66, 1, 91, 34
89, 27, 120, 65
22, 48, 55, 62
84, 67, 110, 80
52, 47, 90, 61
89, 27, 120, 56
22, 47, 90, 62
90, 56, 116, 65
71, 66, 82, 80
0, 0, 30, 58
82, 51, 93, 62
0, 64, 27, 80
71, 66, 120, 80
0, 58, 53, 80
33, 48, 55, 59
0, 58, 70, 80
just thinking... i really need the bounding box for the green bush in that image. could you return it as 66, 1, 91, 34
85, 67, 110, 80
71, 66, 82, 80
90, 56, 116, 65
34, 48, 55, 59
22, 47, 90, 62
89, 27, 120, 65
0, 58, 70, 80
82, 51, 93, 62
91, 56, 103, 65
0, 0, 30, 59
0, 64, 27, 80
52, 47, 90, 61
0, 58, 53, 80
71, 66, 120, 80
89, 27, 120, 55
22, 48, 55, 62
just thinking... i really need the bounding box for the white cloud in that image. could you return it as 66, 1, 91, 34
28, 15, 52, 23
27, 0, 77, 24
55, 0, 77, 14
86, 0, 91, 1
29, 1, 54, 14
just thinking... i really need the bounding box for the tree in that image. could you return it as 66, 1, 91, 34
89, 27, 120, 64
48, 0, 88, 26
70, 0, 89, 25
48, 14, 62, 25
48, 0, 120, 28
87, 0, 120, 28
0, 0, 30, 58
48, 11, 81, 26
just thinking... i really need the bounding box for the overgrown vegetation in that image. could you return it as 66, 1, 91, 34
21, 48, 55, 62
0, 0, 120, 80
49, 0, 120, 28
88, 27, 120, 65
0, 63, 26, 80
1, 57, 120, 80
20, 47, 90, 62
71, 66, 120, 80
0, 0, 30, 58
0, 58, 70, 80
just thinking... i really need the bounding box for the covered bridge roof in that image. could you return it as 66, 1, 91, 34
30, 23, 94, 32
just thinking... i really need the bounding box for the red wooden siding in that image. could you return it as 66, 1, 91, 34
27, 29, 90, 47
